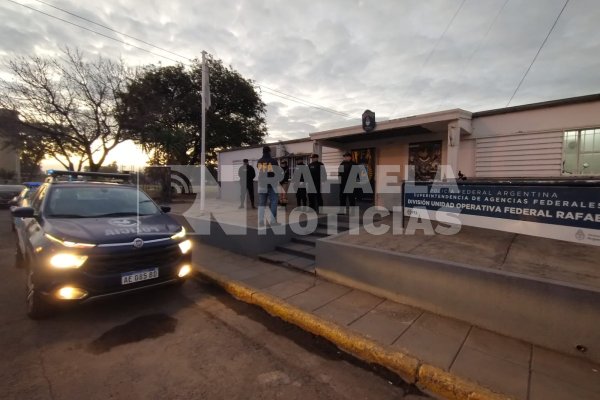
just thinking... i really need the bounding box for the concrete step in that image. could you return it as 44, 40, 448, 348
336, 216, 382, 224
313, 225, 350, 236
276, 242, 316, 260
318, 222, 351, 231
258, 250, 316, 274
291, 236, 318, 246
312, 227, 333, 237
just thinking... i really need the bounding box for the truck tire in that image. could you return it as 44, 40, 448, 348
26, 269, 54, 319
15, 246, 25, 269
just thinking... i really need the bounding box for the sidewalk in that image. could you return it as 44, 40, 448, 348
192, 241, 600, 400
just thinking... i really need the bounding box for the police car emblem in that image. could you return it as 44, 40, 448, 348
133, 238, 144, 248
109, 218, 139, 227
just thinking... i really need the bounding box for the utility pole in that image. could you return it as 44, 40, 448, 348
200, 51, 207, 212
15, 149, 21, 183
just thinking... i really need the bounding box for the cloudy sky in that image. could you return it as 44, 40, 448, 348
1, 0, 599, 165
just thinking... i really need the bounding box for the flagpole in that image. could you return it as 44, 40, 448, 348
200, 50, 207, 212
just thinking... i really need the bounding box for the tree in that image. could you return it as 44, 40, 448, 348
0, 48, 129, 171
84, 160, 118, 173
117, 56, 267, 166
19, 137, 45, 179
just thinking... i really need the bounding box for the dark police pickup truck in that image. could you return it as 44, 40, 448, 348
12, 171, 193, 319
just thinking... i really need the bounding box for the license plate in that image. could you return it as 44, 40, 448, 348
121, 268, 159, 285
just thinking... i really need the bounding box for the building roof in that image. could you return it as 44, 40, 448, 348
219, 93, 600, 153
218, 137, 311, 154
310, 108, 472, 142
472, 93, 600, 117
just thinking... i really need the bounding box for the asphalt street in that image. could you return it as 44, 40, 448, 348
0, 209, 427, 400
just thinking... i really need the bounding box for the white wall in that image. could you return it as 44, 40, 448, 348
475, 132, 563, 177
472, 100, 600, 138
471, 100, 600, 178
457, 138, 476, 178
218, 140, 313, 182
321, 146, 343, 178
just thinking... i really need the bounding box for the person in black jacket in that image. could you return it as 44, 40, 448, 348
294, 161, 308, 208
308, 153, 326, 213
338, 152, 356, 211
256, 146, 280, 226
238, 159, 256, 208
278, 159, 290, 206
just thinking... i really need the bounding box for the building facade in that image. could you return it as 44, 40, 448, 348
218, 94, 600, 208
0, 109, 19, 182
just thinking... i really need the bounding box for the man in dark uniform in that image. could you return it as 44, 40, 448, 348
338, 152, 356, 211
238, 159, 256, 208
278, 159, 290, 206
256, 146, 280, 226
308, 153, 326, 213
294, 161, 308, 208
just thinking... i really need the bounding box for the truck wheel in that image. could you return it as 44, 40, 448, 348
15, 246, 26, 269
25, 269, 54, 319
173, 278, 187, 287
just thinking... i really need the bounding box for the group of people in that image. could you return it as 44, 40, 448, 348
239, 146, 359, 226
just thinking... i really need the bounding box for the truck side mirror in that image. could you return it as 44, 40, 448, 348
11, 207, 35, 218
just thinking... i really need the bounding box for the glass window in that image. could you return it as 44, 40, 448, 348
562, 131, 579, 175
562, 129, 600, 175
44, 186, 160, 218
580, 153, 600, 175
591, 128, 600, 152
31, 184, 48, 212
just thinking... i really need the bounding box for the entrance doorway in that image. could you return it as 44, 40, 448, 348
350, 147, 376, 205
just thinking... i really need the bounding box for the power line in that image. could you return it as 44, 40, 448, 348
32, 0, 195, 62
506, 0, 570, 107
262, 91, 350, 117
260, 84, 351, 117
5, 0, 182, 63
420, 0, 467, 75
429, 0, 509, 113
9, 0, 351, 119
460, 0, 509, 79
260, 87, 352, 118
388, 0, 467, 119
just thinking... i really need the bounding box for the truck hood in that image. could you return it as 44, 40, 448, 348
44, 214, 182, 245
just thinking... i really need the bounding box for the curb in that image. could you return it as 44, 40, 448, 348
195, 265, 514, 400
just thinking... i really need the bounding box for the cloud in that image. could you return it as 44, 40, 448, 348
1, 0, 599, 145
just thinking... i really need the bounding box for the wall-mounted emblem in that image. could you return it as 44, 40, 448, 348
362, 109, 376, 132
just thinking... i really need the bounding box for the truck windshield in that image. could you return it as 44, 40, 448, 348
45, 186, 160, 218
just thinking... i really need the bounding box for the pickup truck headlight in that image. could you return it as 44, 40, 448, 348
45, 233, 96, 249
171, 227, 186, 240
50, 253, 88, 269
178, 239, 192, 254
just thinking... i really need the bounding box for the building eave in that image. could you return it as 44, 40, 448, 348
310, 108, 472, 141
472, 93, 600, 118
218, 137, 312, 154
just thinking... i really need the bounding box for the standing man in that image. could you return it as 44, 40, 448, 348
238, 159, 256, 209
279, 159, 290, 206
257, 146, 280, 227
294, 161, 308, 208
308, 153, 326, 213
338, 152, 356, 212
